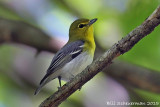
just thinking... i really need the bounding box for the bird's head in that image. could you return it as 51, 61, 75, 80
69, 18, 97, 42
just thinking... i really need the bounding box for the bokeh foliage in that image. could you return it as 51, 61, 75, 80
0, 0, 160, 107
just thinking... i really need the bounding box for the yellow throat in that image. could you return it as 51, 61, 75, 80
68, 18, 97, 56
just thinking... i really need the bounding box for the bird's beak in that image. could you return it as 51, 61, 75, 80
88, 18, 97, 26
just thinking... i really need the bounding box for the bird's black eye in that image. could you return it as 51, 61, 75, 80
78, 24, 85, 28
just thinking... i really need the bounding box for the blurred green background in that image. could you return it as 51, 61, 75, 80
0, 0, 160, 107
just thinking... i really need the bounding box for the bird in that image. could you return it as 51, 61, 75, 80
34, 18, 97, 95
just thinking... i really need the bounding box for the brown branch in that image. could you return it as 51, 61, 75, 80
39, 5, 160, 107
0, 17, 59, 53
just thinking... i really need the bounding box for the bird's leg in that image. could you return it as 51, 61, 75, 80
58, 76, 62, 90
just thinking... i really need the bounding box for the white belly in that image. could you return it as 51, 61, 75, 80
60, 52, 93, 81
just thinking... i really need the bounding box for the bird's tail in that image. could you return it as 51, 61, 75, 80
34, 80, 47, 95
34, 74, 49, 95
34, 85, 42, 95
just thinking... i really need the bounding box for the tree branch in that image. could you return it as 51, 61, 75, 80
40, 5, 160, 107
0, 17, 59, 53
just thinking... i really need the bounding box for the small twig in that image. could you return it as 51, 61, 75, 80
40, 5, 160, 107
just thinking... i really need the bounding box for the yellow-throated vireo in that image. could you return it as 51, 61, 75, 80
35, 18, 97, 95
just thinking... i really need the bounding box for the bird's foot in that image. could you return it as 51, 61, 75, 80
57, 86, 62, 91
79, 86, 82, 91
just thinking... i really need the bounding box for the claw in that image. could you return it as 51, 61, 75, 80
79, 86, 82, 91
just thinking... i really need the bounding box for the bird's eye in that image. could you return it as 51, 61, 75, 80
78, 24, 85, 28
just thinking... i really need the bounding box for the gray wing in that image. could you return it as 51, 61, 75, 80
40, 40, 84, 85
